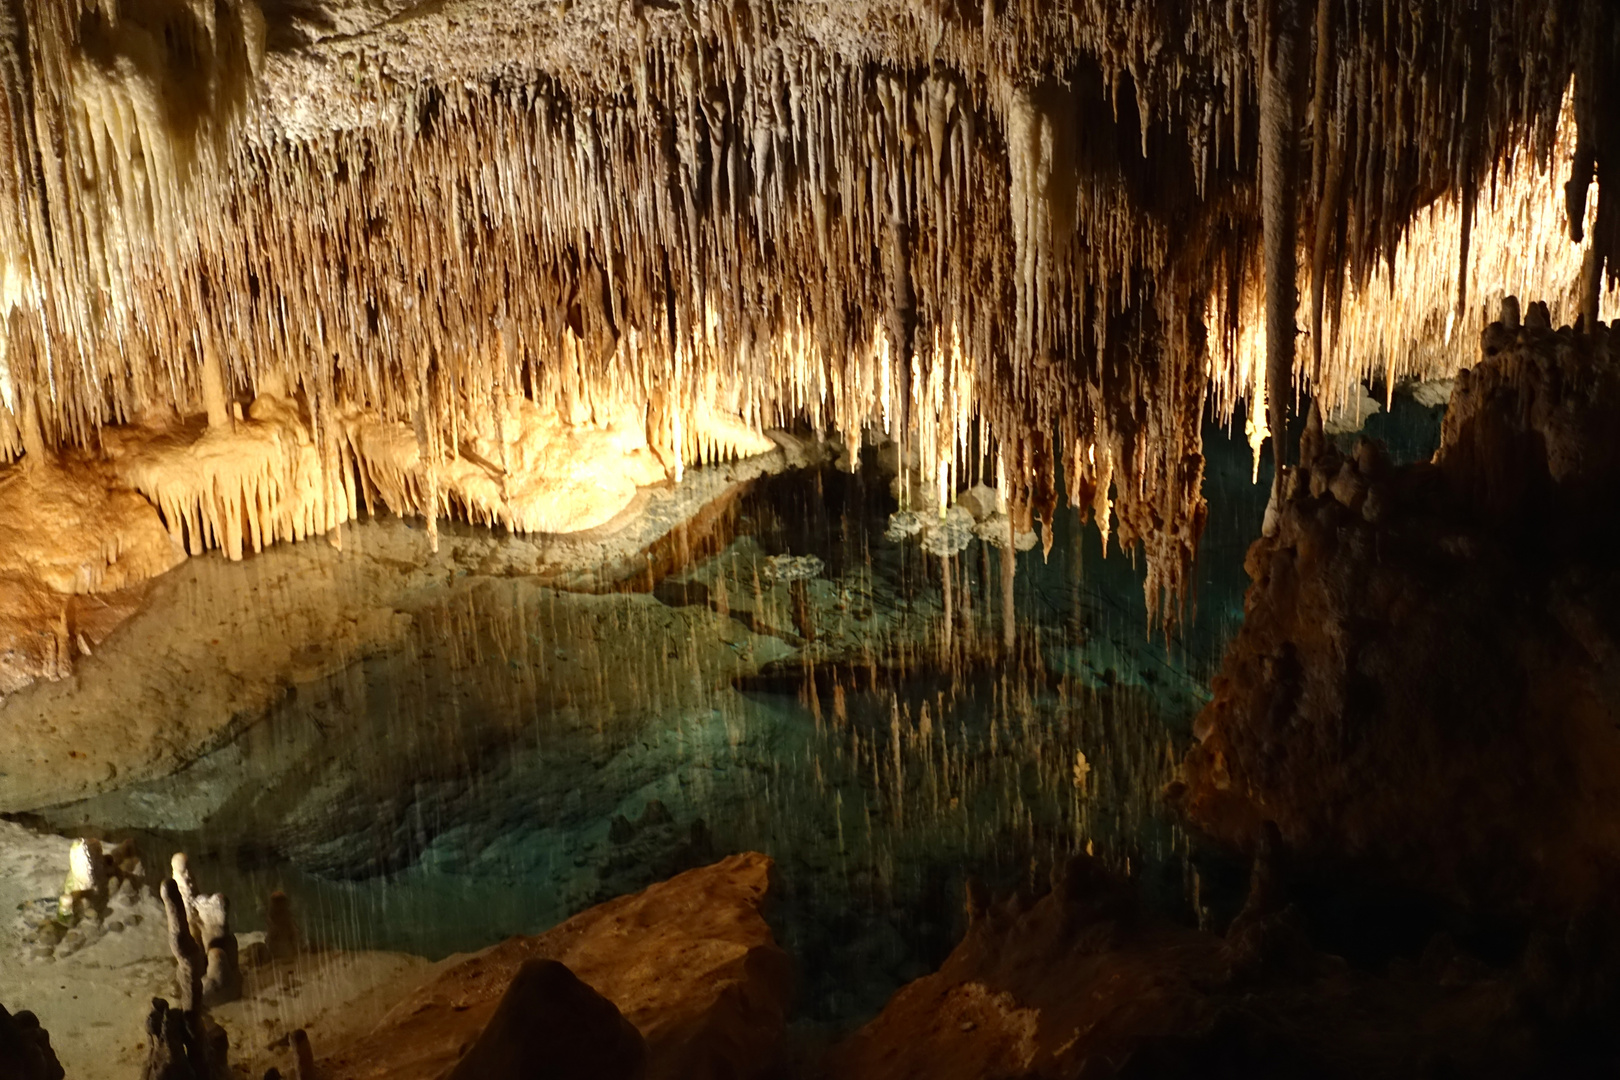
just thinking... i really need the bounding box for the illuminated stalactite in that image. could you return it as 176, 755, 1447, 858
1211, 85, 1619, 453
1259, 0, 1308, 499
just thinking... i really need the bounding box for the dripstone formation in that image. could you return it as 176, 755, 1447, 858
1, 0, 1618, 650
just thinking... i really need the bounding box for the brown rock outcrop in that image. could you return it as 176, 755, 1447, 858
0, 460, 183, 699
444, 960, 646, 1080
319, 852, 791, 1080
831, 853, 1535, 1079
1179, 312, 1620, 919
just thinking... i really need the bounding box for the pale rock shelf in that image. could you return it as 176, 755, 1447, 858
0, 371, 781, 700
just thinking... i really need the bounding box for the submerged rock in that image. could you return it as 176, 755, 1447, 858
319, 853, 790, 1080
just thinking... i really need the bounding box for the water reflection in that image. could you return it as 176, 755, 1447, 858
38, 407, 1438, 1026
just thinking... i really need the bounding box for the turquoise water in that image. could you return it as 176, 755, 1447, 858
45, 401, 1437, 1027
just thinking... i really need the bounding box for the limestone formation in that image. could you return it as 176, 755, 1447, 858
292, 1030, 315, 1080
195, 893, 242, 1007
0, 459, 186, 697
140, 998, 230, 1080
161, 880, 205, 1015
1179, 305, 1620, 921
21, 834, 154, 960
317, 853, 791, 1080
56, 837, 104, 919
145, 878, 241, 1078
160, 856, 243, 1007
170, 854, 204, 947
2, 0, 1614, 651
6, 0, 1620, 1071
0, 1004, 64, 1080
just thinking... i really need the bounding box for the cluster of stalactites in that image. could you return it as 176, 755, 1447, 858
0, 0, 1615, 629
1208, 82, 1620, 483
0, 45, 1211, 611
1249, 0, 1620, 482
0, 0, 266, 405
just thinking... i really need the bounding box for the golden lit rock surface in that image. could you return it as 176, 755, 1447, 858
0, 459, 185, 695
319, 852, 791, 1080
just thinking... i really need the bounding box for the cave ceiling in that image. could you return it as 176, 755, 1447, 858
0, 0, 1616, 618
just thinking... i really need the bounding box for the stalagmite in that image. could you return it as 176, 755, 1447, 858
293, 1029, 315, 1080
0, 1004, 63, 1080
196, 893, 242, 1007
161, 879, 204, 1015
159, 854, 243, 1009
170, 854, 204, 946
58, 837, 105, 918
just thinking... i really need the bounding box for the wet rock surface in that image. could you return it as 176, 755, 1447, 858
832, 852, 1549, 1079
319, 852, 791, 1080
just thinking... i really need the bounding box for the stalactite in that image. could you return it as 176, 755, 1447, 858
1260, 0, 1309, 495
1307, 0, 1338, 383
1000, 513, 1015, 652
